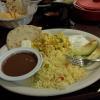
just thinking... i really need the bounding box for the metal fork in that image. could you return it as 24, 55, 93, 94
66, 55, 100, 67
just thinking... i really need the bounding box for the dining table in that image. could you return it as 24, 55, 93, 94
0, 2, 100, 100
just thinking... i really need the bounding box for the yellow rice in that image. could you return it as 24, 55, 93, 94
31, 32, 87, 89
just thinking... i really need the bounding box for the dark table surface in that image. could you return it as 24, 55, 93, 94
0, 3, 100, 99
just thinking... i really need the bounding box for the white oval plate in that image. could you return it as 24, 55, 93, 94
0, 29, 100, 96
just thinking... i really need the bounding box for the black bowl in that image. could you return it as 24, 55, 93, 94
34, 3, 71, 28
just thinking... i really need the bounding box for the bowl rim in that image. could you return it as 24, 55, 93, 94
0, 47, 43, 81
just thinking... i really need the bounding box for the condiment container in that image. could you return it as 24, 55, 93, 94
0, 48, 43, 81
36, 2, 70, 28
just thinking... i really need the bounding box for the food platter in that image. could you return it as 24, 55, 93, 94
0, 29, 100, 96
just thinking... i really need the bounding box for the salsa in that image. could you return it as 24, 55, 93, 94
2, 52, 38, 76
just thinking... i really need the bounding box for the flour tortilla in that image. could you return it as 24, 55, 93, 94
7, 25, 42, 49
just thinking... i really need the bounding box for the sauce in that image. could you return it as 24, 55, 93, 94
44, 12, 59, 17
2, 52, 38, 76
